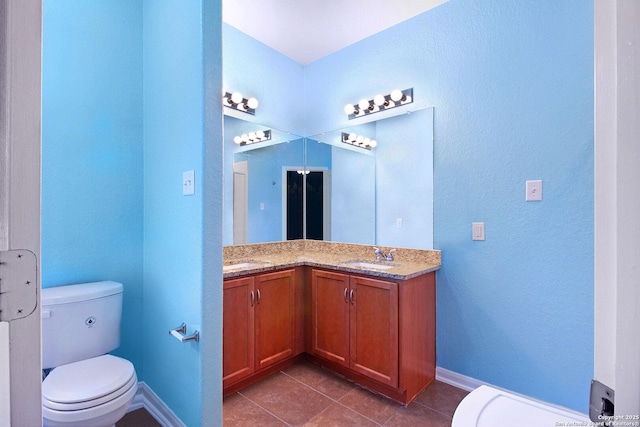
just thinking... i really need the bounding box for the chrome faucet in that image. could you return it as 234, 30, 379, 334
386, 248, 396, 261
373, 247, 396, 262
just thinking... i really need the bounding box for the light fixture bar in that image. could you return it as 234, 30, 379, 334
341, 132, 378, 150
344, 88, 413, 120
233, 129, 272, 146
223, 91, 259, 115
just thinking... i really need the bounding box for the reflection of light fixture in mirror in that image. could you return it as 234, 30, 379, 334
344, 88, 413, 120
233, 129, 271, 146
223, 91, 259, 115
342, 132, 377, 150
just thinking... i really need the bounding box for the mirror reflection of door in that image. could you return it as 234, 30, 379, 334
285, 168, 330, 241
233, 161, 248, 244
286, 170, 304, 240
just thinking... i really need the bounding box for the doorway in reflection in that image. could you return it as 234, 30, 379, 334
285, 169, 330, 241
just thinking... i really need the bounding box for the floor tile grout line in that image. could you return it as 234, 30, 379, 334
304, 396, 386, 427
412, 399, 457, 420
409, 384, 466, 419
279, 369, 349, 404
235, 391, 294, 427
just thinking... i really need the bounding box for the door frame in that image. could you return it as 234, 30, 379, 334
593, 0, 640, 414
1, 0, 43, 425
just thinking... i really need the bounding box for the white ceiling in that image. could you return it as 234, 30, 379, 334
223, 0, 449, 65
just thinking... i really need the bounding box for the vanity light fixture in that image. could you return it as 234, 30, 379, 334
233, 129, 271, 146
341, 132, 378, 150
223, 91, 259, 115
344, 88, 413, 120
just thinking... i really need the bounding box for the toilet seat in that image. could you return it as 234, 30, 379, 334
43, 354, 136, 411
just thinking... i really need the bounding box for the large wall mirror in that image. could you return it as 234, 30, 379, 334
223, 107, 434, 249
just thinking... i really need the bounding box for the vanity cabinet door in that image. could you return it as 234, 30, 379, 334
254, 269, 296, 371
223, 277, 255, 388
349, 275, 399, 388
310, 270, 399, 388
310, 269, 350, 367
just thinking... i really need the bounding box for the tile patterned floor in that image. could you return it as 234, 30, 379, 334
223, 360, 469, 427
117, 360, 468, 426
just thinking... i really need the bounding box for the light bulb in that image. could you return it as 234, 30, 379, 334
344, 104, 355, 115
358, 99, 370, 110
373, 94, 385, 106
356, 135, 364, 144
390, 89, 403, 102
370, 140, 378, 148
233, 136, 243, 144
231, 92, 243, 104
364, 138, 371, 146
348, 133, 357, 141
256, 130, 265, 139
248, 132, 257, 141
247, 97, 259, 109
241, 133, 249, 142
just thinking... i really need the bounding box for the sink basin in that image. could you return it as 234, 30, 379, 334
223, 260, 269, 272
342, 260, 396, 271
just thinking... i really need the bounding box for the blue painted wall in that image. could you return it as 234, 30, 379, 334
42, 0, 145, 376
142, 0, 222, 425
225, 0, 594, 412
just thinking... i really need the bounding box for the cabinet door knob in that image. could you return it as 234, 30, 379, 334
343, 287, 348, 303
349, 289, 355, 305
250, 291, 254, 306
257, 289, 261, 304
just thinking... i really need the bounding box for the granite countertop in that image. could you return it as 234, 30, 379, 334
223, 240, 441, 280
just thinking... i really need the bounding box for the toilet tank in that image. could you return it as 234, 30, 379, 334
42, 281, 123, 369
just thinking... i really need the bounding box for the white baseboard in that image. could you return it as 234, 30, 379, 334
436, 366, 485, 392
435, 366, 589, 418
128, 381, 186, 427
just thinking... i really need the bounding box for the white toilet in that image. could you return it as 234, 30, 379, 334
41, 281, 138, 427
452, 385, 590, 426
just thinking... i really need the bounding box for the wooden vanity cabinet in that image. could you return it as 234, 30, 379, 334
223, 264, 436, 404
310, 268, 435, 404
223, 269, 298, 390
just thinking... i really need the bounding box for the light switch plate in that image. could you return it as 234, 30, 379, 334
526, 180, 542, 201
472, 222, 485, 241
183, 170, 195, 195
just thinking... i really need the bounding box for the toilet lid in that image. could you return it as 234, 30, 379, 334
43, 354, 135, 405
